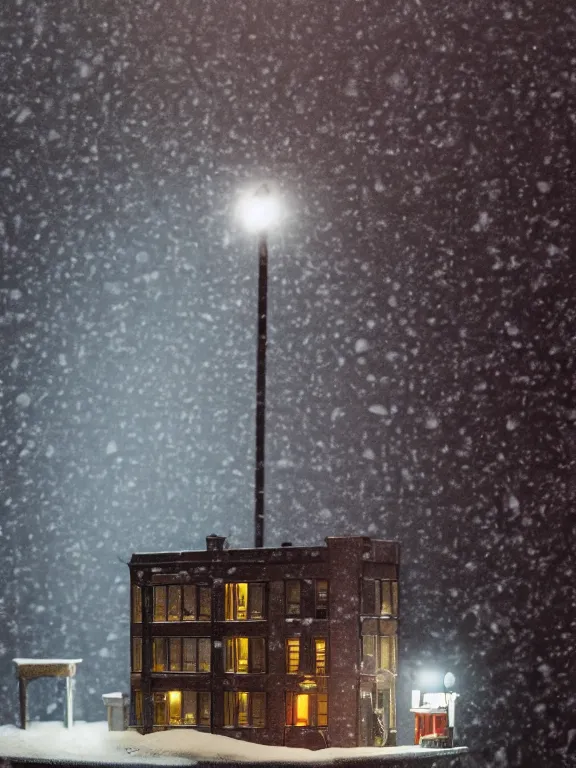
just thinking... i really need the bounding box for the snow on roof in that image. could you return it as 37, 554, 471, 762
0, 721, 468, 765
13, 658, 83, 665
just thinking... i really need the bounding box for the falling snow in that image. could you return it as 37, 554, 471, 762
0, 3, 574, 767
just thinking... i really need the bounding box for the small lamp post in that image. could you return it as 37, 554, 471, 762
238, 185, 282, 548
443, 672, 458, 747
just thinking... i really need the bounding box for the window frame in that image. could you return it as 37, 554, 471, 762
132, 689, 143, 726
376, 580, 399, 618
152, 636, 211, 673
313, 637, 328, 675
378, 634, 398, 673
152, 690, 211, 727
153, 584, 211, 622
315, 579, 329, 619
132, 585, 142, 623
224, 636, 266, 673
224, 582, 266, 621
285, 637, 301, 674
132, 637, 142, 673
361, 634, 376, 673
224, 691, 266, 728
285, 692, 328, 728
361, 634, 397, 673
285, 580, 301, 616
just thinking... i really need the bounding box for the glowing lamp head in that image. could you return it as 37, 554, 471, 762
238, 185, 282, 233
418, 668, 443, 691
444, 672, 456, 690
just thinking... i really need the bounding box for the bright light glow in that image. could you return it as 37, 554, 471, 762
418, 668, 443, 690
295, 694, 309, 726
168, 690, 181, 724
237, 186, 282, 233
444, 672, 456, 689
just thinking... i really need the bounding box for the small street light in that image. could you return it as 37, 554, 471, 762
238, 184, 282, 548
443, 671, 459, 747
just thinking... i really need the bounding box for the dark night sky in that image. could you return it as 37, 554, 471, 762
1, 1, 575, 765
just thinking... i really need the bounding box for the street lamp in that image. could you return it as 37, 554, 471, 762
238, 184, 282, 548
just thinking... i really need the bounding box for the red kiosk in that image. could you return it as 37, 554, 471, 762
410, 671, 457, 748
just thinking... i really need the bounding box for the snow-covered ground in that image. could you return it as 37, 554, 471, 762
0, 722, 466, 764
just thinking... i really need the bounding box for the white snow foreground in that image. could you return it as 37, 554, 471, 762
0, 722, 463, 764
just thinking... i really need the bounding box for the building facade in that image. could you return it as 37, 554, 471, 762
129, 535, 399, 749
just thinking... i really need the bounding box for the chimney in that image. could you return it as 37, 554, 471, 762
206, 534, 227, 552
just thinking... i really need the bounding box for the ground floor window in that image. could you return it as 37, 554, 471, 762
133, 690, 143, 726
285, 693, 328, 727
224, 691, 266, 728
132, 637, 142, 672
152, 690, 210, 726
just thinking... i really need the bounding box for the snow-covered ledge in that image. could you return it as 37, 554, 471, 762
0, 722, 469, 766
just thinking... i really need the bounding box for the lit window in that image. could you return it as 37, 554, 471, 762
225, 583, 265, 620
362, 635, 376, 673
167, 586, 181, 621
183, 638, 196, 671
198, 637, 211, 672
153, 690, 210, 727
154, 692, 167, 725
183, 691, 197, 725
286, 693, 328, 727
314, 638, 327, 675
285, 581, 301, 616
154, 587, 167, 622
153, 585, 211, 622
377, 581, 398, 617
169, 638, 182, 671
132, 637, 142, 673
153, 638, 167, 671
378, 635, 397, 672
132, 586, 142, 623
295, 693, 309, 726
286, 638, 300, 674
182, 691, 211, 726
169, 690, 182, 725
199, 691, 211, 726
198, 586, 211, 620
153, 637, 211, 672
224, 691, 266, 728
132, 690, 143, 726
315, 580, 329, 619
225, 637, 266, 673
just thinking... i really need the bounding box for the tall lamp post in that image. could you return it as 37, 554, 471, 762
238, 185, 282, 548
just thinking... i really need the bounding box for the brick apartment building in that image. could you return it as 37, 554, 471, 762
129, 535, 399, 749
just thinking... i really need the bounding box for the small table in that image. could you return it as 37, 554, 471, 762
13, 658, 82, 729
